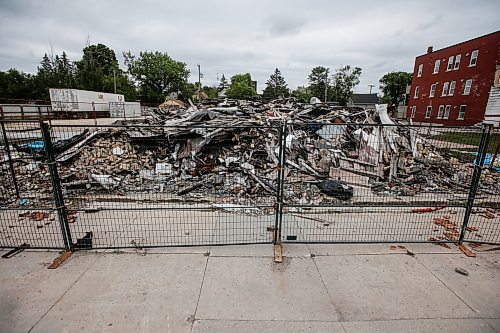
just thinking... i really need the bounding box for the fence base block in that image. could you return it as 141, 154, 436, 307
48, 251, 72, 269
274, 244, 283, 263
1, 243, 30, 259
457, 244, 476, 257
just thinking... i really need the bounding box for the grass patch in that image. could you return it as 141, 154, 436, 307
432, 131, 500, 153
438, 148, 475, 163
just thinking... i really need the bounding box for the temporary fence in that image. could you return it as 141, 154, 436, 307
0, 120, 499, 250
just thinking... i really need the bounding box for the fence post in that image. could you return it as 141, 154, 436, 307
1, 121, 20, 199
459, 124, 492, 242
274, 121, 287, 244
40, 122, 73, 251
274, 125, 283, 244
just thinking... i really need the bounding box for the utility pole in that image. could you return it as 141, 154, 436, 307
402, 92, 407, 118
324, 68, 329, 102
197, 64, 201, 96
113, 69, 117, 94
368, 84, 375, 94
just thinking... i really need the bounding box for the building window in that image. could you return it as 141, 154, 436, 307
464, 79, 472, 95
458, 105, 466, 120
429, 83, 436, 97
417, 64, 423, 77
414, 86, 419, 99
448, 81, 456, 96
442, 82, 449, 96
410, 106, 416, 118
443, 105, 451, 119
454, 54, 461, 70
447, 56, 454, 71
437, 105, 444, 119
433, 59, 440, 74
469, 50, 478, 66
425, 106, 432, 118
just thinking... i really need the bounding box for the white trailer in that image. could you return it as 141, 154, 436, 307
109, 101, 142, 118
49, 88, 125, 117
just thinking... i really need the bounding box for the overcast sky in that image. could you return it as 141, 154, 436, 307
1, 0, 499, 94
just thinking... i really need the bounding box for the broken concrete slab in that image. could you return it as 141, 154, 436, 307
31, 253, 207, 333
196, 256, 339, 321
0, 251, 100, 333
417, 253, 500, 319
314, 254, 476, 321
192, 320, 344, 333
342, 318, 496, 333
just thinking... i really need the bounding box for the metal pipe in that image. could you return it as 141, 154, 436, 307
459, 124, 492, 242
41, 121, 73, 250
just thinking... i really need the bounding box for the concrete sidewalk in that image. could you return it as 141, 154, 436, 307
0, 244, 499, 333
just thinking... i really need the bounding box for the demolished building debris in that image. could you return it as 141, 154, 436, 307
1, 99, 499, 211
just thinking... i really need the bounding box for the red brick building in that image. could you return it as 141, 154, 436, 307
407, 31, 500, 126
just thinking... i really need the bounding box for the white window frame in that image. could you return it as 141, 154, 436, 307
442, 82, 449, 96
447, 56, 454, 71
429, 83, 436, 97
433, 59, 440, 74
457, 105, 466, 120
437, 105, 444, 119
453, 54, 461, 70
469, 50, 478, 67
443, 105, 451, 119
414, 86, 419, 99
448, 81, 456, 96
463, 79, 472, 95
410, 106, 416, 118
425, 106, 432, 118
417, 64, 423, 77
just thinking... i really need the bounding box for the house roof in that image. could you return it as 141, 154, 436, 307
351, 94, 380, 104
159, 99, 187, 108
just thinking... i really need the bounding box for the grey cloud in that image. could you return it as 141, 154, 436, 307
267, 17, 306, 37
0, 0, 499, 94
373, 61, 389, 69
416, 15, 442, 31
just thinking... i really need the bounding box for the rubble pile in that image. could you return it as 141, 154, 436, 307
58, 124, 282, 206
1, 98, 499, 208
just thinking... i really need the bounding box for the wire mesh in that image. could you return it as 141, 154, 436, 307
0, 120, 66, 249
48, 123, 280, 248
1, 120, 499, 249
463, 127, 500, 244
280, 123, 489, 244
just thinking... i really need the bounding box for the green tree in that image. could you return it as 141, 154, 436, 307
75, 43, 117, 91
308, 66, 330, 102
379, 71, 412, 107
202, 86, 219, 99
226, 73, 257, 99
34, 51, 76, 99
102, 73, 137, 101
36, 53, 57, 90
56, 52, 75, 88
262, 68, 290, 100
75, 43, 137, 100
0, 69, 38, 100
177, 82, 197, 102
330, 65, 362, 106
217, 74, 228, 93
123, 51, 189, 103
291, 86, 313, 103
